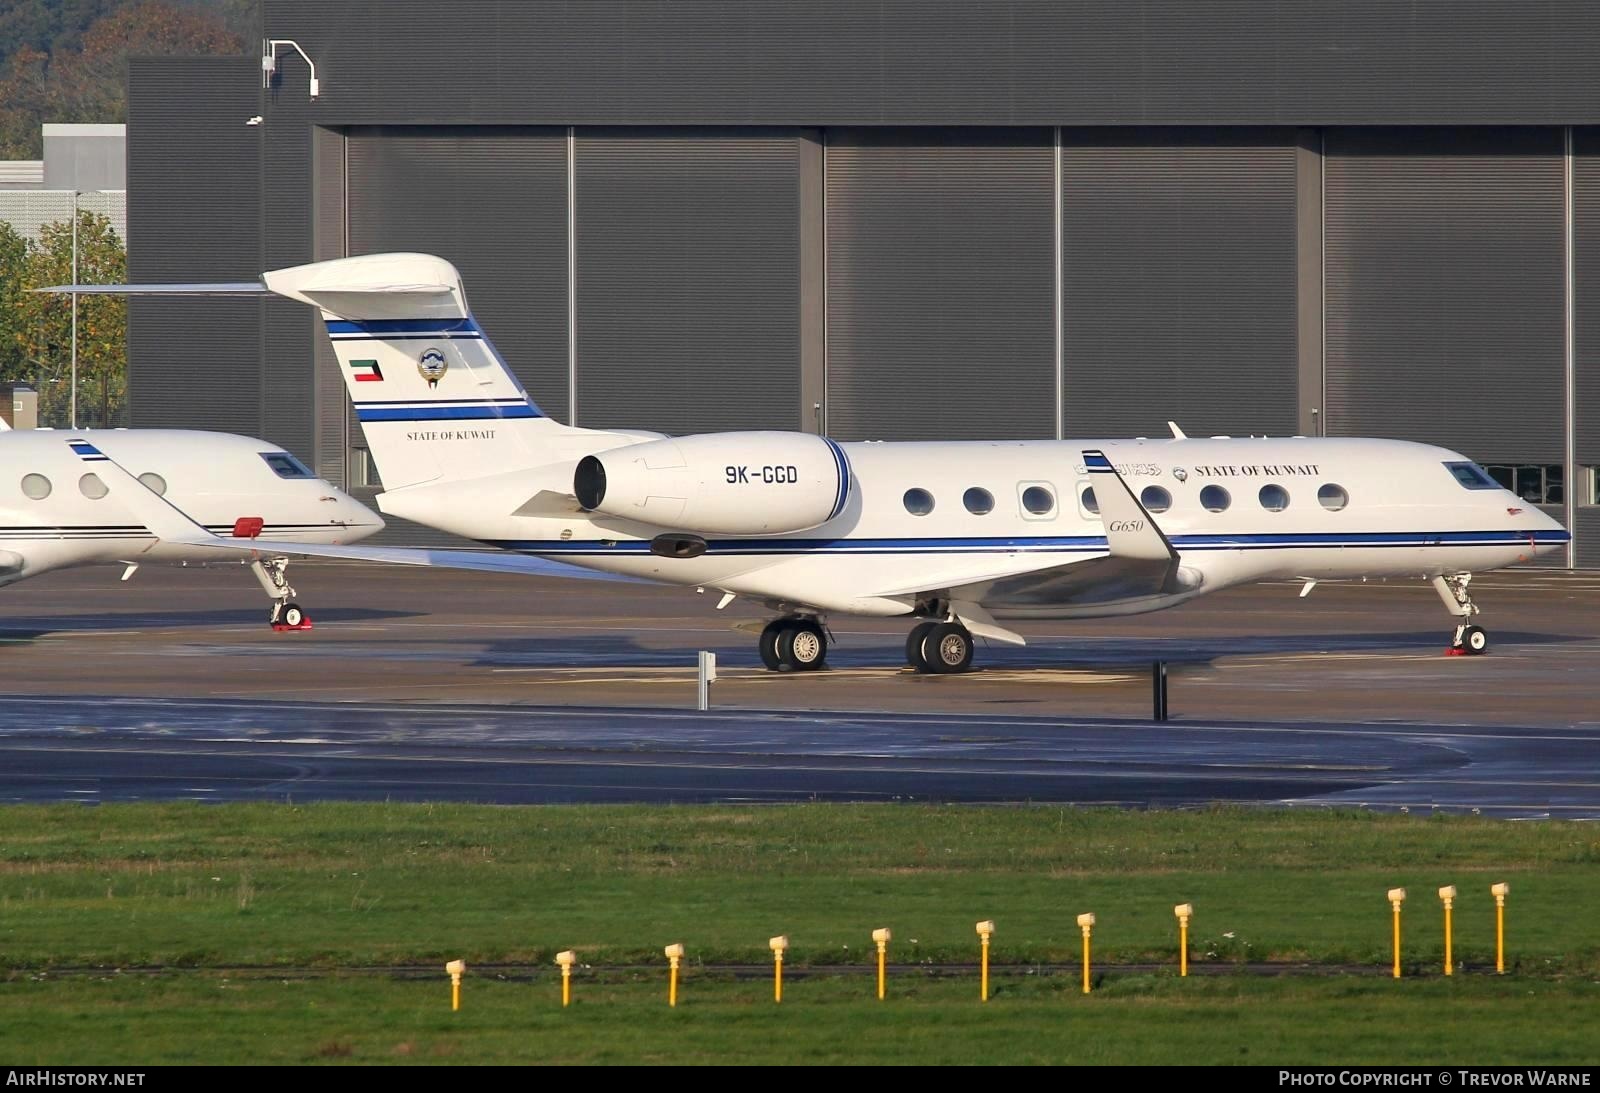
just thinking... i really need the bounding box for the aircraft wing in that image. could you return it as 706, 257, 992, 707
66, 437, 644, 585
872, 450, 1186, 638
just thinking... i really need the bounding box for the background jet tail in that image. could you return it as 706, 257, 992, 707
266, 253, 573, 490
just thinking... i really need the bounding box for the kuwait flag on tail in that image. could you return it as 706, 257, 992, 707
350, 359, 384, 382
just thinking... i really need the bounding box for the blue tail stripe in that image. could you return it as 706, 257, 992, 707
356, 404, 542, 422
325, 318, 478, 335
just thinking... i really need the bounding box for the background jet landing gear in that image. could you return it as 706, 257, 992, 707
251, 557, 313, 633
1433, 572, 1486, 656
905, 620, 974, 674
758, 617, 826, 672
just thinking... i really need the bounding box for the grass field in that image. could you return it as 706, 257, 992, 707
1, 802, 1598, 1064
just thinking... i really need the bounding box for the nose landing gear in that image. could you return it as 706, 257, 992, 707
1433, 572, 1486, 656
252, 557, 314, 632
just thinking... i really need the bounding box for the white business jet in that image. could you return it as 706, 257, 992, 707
0, 419, 381, 628
56, 253, 1570, 672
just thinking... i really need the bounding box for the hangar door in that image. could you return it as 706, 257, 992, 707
1574, 128, 1600, 566
1060, 130, 1300, 439
345, 126, 571, 418
573, 129, 808, 435
824, 128, 1056, 441
1324, 128, 1564, 463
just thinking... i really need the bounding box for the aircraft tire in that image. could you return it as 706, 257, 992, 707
281, 602, 307, 628
905, 622, 937, 670
1462, 624, 1488, 655
758, 621, 785, 671
920, 623, 974, 674
777, 620, 827, 672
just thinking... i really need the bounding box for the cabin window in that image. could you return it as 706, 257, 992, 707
963, 487, 994, 515
1020, 484, 1056, 518
20, 474, 50, 500
1443, 461, 1499, 491
1258, 484, 1290, 512
1079, 486, 1099, 515
1140, 485, 1172, 513
1199, 484, 1231, 512
78, 473, 108, 500
260, 452, 315, 479
903, 487, 935, 516
1317, 483, 1349, 511
137, 472, 168, 497
1483, 463, 1563, 505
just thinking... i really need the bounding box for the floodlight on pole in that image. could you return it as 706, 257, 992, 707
262, 39, 320, 98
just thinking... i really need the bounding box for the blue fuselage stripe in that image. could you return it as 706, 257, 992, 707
480, 528, 1569, 556
357, 404, 542, 422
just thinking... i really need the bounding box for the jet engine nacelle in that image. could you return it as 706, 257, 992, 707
574, 431, 851, 535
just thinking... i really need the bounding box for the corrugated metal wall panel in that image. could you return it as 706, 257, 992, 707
126, 57, 262, 435
1573, 128, 1600, 468
262, 0, 1600, 125
312, 126, 347, 487
1576, 508, 1600, 569
1060, 129, 1300, 439
573, 128, 803, 434
825, 128, 1054, 441
261, 92, 317, 462
345, 127, 569, 417
1324, 128, 1564, 462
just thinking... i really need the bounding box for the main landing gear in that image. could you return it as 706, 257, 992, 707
905, 620, 975, 674
251, 557, 313, 632
759, 617, 827, 672
1433, 572, 1486, 656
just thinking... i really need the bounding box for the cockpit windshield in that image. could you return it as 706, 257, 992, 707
1443, 461, 1498, 490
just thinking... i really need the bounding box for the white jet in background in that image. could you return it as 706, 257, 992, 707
50, 253, 1571, 671
0, 423, 381, 628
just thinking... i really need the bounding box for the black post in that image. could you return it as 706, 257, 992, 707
1152, 660, 1169, 721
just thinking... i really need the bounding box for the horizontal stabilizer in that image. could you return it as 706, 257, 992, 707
35, 282, 269, 296
1083, 449, 1177, 563
264, 253, 466, 320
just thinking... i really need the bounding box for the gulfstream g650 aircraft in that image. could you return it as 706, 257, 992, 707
57, 253, 1570, 673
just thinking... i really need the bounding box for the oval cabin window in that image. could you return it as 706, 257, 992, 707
903, 488, 935, 516
1318, 483, 1349, 512
1258, 484, 1290, 512
1199, 484, 1231, 513
963, 487, 994, 515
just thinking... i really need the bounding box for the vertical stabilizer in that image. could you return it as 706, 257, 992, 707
265, 253, 569, 489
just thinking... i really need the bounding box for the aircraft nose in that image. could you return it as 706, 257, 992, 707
1531, 505, 1569, 553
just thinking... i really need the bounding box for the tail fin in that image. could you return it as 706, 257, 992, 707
266, 253, 571, 489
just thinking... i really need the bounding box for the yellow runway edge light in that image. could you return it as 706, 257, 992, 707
665, 942, 684, 1007
1077, 913, 1096, 995
770, 935, 789, 1004
555, 949, 575, 1007
872, 927, 891, 1001
1387, 888, 1406, 979
976, 920, 995, 1002
445, 959, 466, 1012
1174, 903, 1193, 978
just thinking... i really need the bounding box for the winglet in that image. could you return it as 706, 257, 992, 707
1083, 449, 1177, 563
68, 438, 220, 547
1168, 421, 1187, 440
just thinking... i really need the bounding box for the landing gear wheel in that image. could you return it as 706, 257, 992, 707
1459, 624, 1488, 655
280, 602, 307, 629
758, 620, 785, 671
918, 622, 974, 674
776, 620, 827, 672
905, 621, 937, 669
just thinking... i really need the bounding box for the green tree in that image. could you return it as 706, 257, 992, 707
0, 220, 29, 385
0, 1, 243, 159
14, 210, 126, 428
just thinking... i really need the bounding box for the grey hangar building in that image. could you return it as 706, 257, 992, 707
127, 2, 1600, 565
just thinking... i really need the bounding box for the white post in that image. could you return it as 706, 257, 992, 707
69, 190, 78, 429
697, 650, 717, 711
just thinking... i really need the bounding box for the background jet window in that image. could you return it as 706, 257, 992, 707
1258, 483, 1290, 512
903, 487, 935, 516
962, 487, 994, 515
20, 473, 51, 500
1079, 486, 1099, 514
1199, 484, 1231, 512
137, 472, 168, 496
1140, 485, 1172, 513
78, 473, 108, 500
1317, 483, 1349, 511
